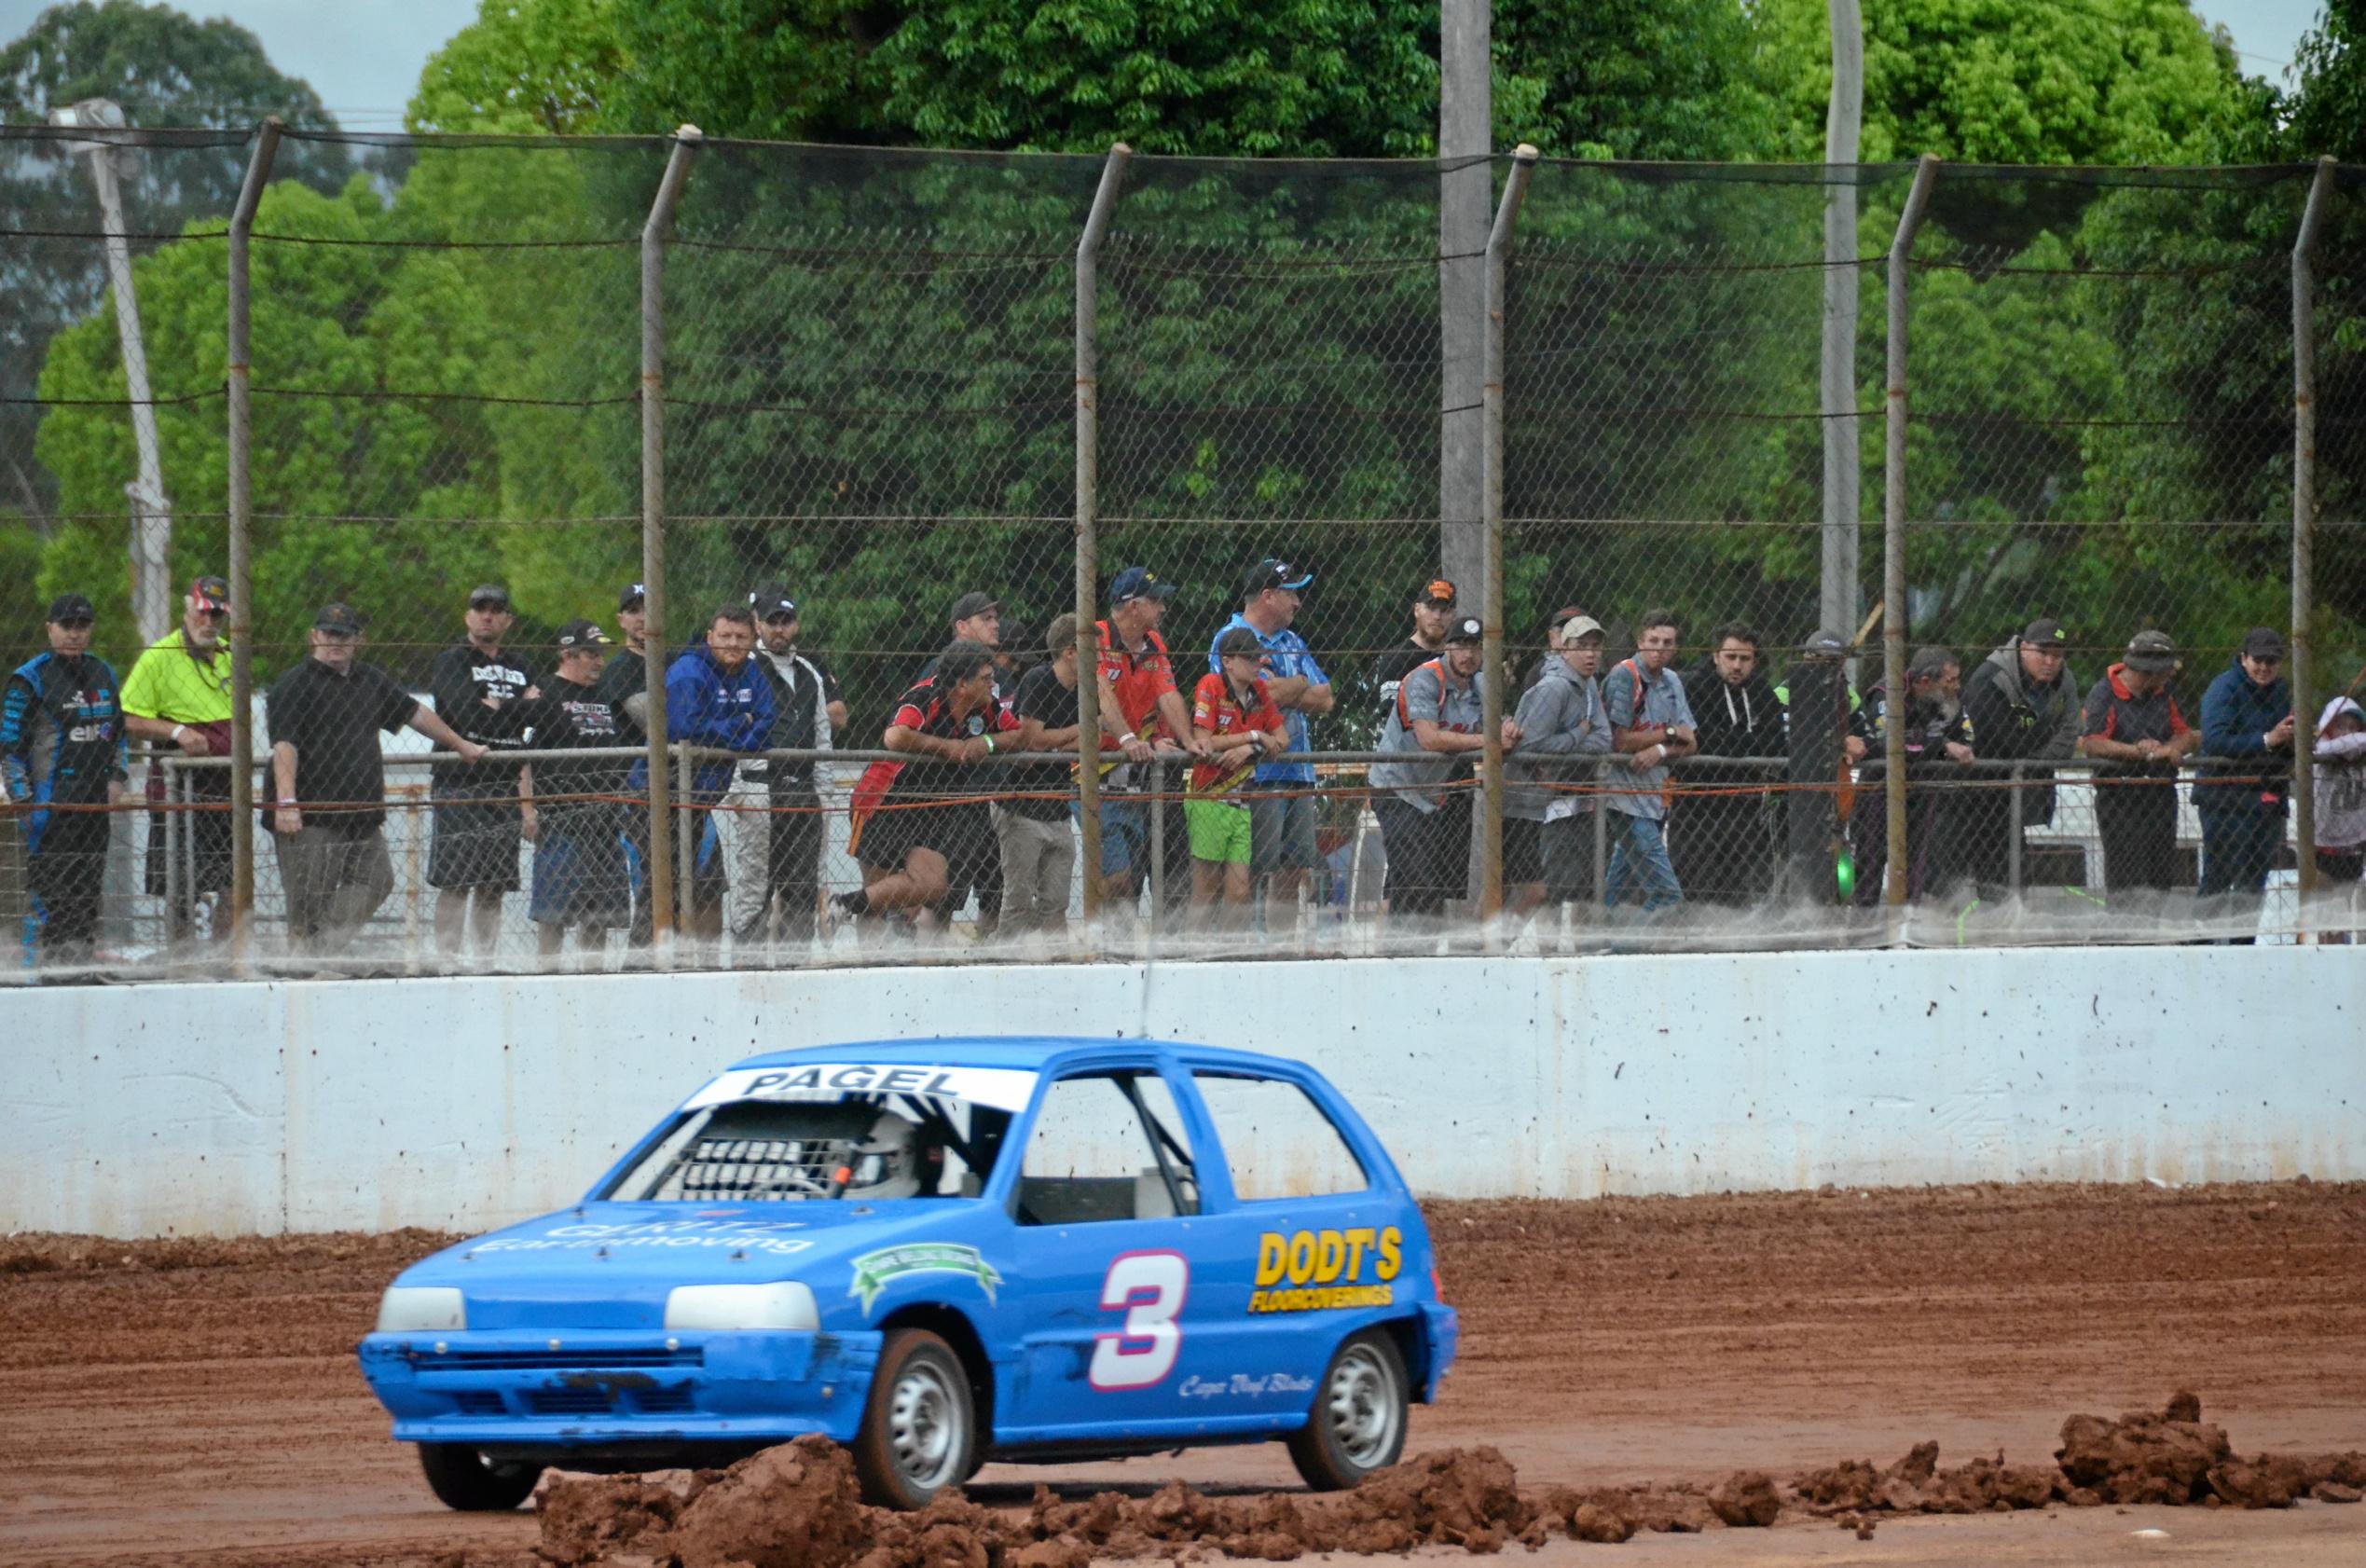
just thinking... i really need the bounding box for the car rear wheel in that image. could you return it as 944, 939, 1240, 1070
418, 1442, 541, 1510
1286, 1329, 1409, 1491
852, 1327, 977, 1509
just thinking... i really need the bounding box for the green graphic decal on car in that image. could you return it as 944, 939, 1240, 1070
849, 1243, 1004, 1314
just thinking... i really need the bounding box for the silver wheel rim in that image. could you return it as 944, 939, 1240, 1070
1323, 1343, 1403, 1471
887, 1358, 964, 1492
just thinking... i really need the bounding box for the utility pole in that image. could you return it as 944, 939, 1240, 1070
1439, 0, 1490, 607
1821, 0, 1864, 661
49, 99, 174, 647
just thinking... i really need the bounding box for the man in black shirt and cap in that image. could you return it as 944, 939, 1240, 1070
268, 603, 484, 954
516, 619, 633, 959
426, 584, 539, 955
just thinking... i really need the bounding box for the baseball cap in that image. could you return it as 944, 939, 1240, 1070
46, 592, 94, 625
749, 584, 798, 620
618, 582, 646, 611
1550, 608, 1604, 642
2021, 617, 2067, 646
188, 574, 229, 611
468, 584, 511, 611
948, 590, 1000, 625
1802, 628, 1850, 659
1416, 578, 1457, 609
557, 617, 610, 650
1242, 557, 1314, 598
2243, 626, 2289, 660
1444, 615, 1485, 645
1216, 626, 1263, 659
314, 602, 363, 635
2124, 629, 2179, 673
1110, 566, 1176, 606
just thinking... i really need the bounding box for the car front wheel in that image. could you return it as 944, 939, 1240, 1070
418, 1442, 540, 1510
1286, 1329, 1409, 1491
852, 1327, 977, 1509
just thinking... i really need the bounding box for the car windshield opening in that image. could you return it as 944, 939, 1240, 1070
599, 1093, 1014, 1203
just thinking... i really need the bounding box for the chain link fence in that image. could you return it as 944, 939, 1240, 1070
4, 128, 2361, 979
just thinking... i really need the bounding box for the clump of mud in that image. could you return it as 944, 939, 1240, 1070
535, 1396, 2366, 1565
2056, 1393, 2366, 1509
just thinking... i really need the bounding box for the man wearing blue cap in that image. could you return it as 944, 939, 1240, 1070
1209, 557, 1334, 937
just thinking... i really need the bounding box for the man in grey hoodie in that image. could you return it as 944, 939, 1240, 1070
1505, 610, 1615, 921
1959, 616, 2081, 900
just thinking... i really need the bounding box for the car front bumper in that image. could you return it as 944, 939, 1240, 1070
357, 1327, 882, 1448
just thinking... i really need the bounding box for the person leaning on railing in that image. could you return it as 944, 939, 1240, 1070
1959, 617, 2080, 901
2075, 630, 2199, 898
510, 620, 633, 958
4, 593, 127, 965
1601, 610, 1698, 915
2194, 627, 2295, 943
118, 574, 235, 945
266, 603, 485, 956
1847, 647, 1975, 905
2314, 696, 2366, 923
1503, 610, 1614, 926
1670, 621, 1787, 907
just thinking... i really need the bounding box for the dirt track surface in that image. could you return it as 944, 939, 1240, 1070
5, 1182, 2364, 1566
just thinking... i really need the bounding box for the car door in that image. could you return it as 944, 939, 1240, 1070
999, 1066, 1251, 1442
1183, 1067, 1405, 1402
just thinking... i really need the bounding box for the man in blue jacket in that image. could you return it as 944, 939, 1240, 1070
627, 605, 773, 938
2194, 626, 2295, 942
5, 593, 129, 963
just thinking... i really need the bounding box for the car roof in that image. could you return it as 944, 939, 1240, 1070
725, 1036, 1299, 1078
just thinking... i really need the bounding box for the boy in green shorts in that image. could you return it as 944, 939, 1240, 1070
1188, 626, 1286, 928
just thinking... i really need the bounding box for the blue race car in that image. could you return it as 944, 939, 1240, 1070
359, 1038, 1457, 1511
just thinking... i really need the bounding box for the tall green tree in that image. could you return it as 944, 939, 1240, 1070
1751, 0, 2257, 165
1, 1, 345, 530
414, 0, 1773, 160
406, 0, 625, 134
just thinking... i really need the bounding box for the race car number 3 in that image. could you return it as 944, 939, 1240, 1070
1089, 1251, 1189, 1390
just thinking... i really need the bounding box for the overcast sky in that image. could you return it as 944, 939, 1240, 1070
0, 0, 2336, 133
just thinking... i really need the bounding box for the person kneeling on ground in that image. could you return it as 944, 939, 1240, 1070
836, 640, 1018, 930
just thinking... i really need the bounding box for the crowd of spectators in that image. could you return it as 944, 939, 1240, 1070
7, 569, 2364, 964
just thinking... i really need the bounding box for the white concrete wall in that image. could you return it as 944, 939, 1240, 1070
4, 946, 2358, 1237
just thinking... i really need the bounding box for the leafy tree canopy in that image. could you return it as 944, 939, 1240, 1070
1753, 0, 2257, 165
409, 0, 1773, 161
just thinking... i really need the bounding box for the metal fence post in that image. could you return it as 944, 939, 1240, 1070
2007, 762, 2025, 895
1883, 156, 1942, 910
1075, 144, 1131, 929
1479, 145, 1538, 937
641, 126, 700, 953
225, 117, 281, 971
2291, 156, 2336, 915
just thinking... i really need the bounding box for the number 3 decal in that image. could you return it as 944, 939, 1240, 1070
1089, 1250, 1189, 1390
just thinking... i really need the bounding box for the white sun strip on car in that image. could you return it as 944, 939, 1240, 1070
681, 1065, 1040, 1114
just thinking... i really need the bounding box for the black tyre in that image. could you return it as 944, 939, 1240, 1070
418, 1442, 540, 1510
1286, 1329, 1409, 1491
851, 1328, 978, 1509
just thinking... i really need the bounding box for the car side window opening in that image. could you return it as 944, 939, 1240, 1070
600, 1093, 1011, 1203
1190, 1073, 1369, 1202
1017, 1071, 1199, 1225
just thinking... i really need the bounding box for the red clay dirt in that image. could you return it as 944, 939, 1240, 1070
4, 1182, 2364, 1566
